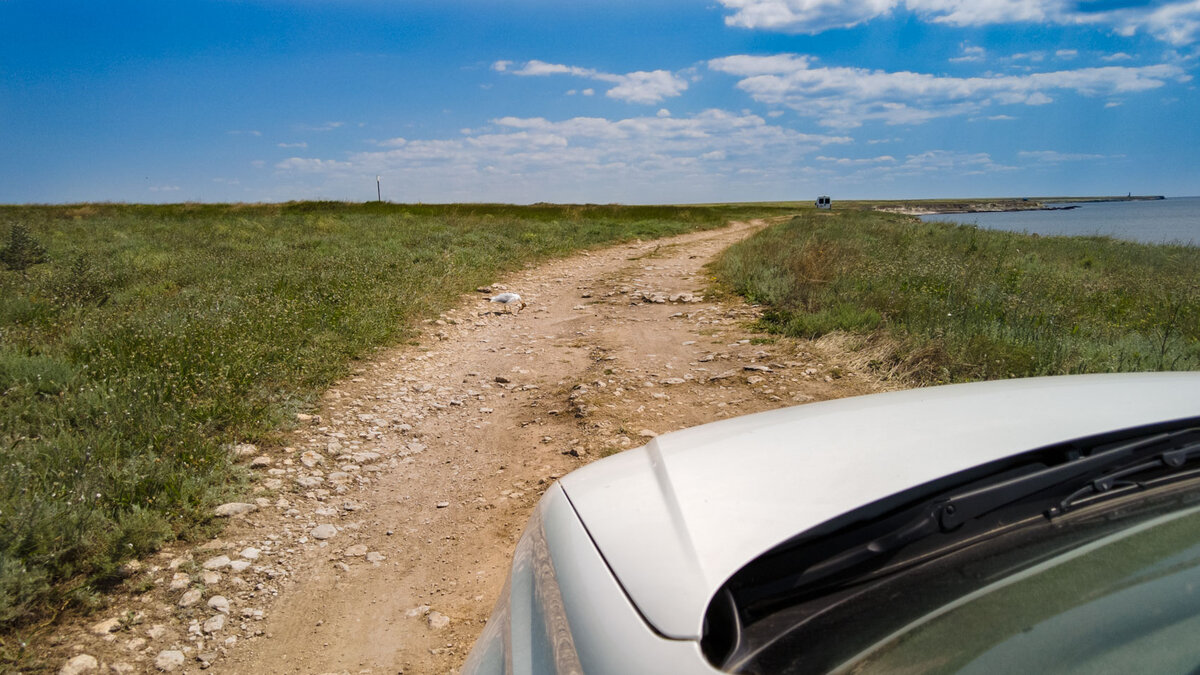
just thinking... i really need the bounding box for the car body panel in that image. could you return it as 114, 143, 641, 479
463, 483, 723, 674
560, 373, 1200, 639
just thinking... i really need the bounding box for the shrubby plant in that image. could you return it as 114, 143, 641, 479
0, 223, 48, 275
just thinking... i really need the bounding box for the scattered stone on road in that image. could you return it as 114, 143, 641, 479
311, 524, 338, 540
154, 650, 185, 672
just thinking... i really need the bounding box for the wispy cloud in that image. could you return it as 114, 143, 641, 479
493, 59, 689, 104
950, 43, 986, 63
275, 157, 352, 171
227, 130, 262, 137
277, 142, 308, 148
718, 0, 1200, 46
815, 154, 897, 165
273, 110, 850, 202
148, 185, 181, 192
296, 122, 345, 132
1018, 150, 1123, 162
896, 150, 1016, 176
708, 53, 1189, 127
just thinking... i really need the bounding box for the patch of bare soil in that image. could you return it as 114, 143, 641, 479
43, 220, 895, 675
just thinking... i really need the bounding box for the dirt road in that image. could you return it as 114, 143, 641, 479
52, 219, 890, 674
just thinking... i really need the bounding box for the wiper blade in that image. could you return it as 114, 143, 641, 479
1048, 437, 1200, 516
937, 428, 1199, 530
792, 427, 1200, 592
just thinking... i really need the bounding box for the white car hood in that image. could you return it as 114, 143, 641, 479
559, 373, 1200, 640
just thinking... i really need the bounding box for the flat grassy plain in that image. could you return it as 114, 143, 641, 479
0, 201, 781, 640
715, 208, 1199, 382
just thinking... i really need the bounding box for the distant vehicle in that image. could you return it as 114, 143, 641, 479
463, 373, 1200, 674
816, 195, 831, 209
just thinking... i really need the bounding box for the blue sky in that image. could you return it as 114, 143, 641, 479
2, 0, 1198, 203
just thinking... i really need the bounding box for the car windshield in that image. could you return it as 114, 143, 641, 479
840, 499, 1200, 675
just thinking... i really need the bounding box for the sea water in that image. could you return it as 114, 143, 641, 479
920, 197, 1200, 246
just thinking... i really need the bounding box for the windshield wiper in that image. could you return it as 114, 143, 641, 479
786, 427, 1200, 593
939, 427, 1200, 528
1048, 434, 1200, 516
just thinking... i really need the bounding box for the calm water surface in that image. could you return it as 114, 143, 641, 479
920, 197, 1200, 246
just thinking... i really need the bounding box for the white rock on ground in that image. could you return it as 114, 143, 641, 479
208, 595, 230, 613
428, 611, 451, 630
89, 617, 120, 636
311, 524, 338, 540
58, 654, 99, 675
178, 588, 203, 608
213, 502, 257, 517
154, 650, 185, 672
203, 614, 226, 633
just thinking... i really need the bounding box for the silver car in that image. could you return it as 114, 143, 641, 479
464, 373, 1200, 674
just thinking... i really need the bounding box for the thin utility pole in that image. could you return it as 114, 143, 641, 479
376, 175, 382, 202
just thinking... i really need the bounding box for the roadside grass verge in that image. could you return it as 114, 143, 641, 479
714, 209, 1200, 383
0, 201, 778, 641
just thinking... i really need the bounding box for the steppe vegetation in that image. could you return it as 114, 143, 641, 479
0, 201, 777, 640
716, 208, 1200, 382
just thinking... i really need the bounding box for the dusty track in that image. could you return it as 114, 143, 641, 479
48, 219, 890, 674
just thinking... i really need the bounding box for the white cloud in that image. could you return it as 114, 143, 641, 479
987, 114, 1017, 120
897, 150, 1016, 175
717, 0, 1200, 45
1011, 51, 1046, 62
1056, 49, 1078, 59
950, 43, 986, 63
494, 60, 688, 104
273, 110, 851, 202
1105, 100, 1123, 107
227, 130, 262, 137
709, 53, 1188, 127
815, 154, 896, 165
720, 0, 898, 33
606, 70, 689, 104
657, 108, 671, 117
148, 185, 180, 192
809, 149, 1017, 183
277, 142, 308, 148
297, 122, 344, 132
582, 88, 595, 96
1102, 52, 1134, 61
275, 157, 352, 172
1106, 0, 1200, 46
1018, 150, 1121, 162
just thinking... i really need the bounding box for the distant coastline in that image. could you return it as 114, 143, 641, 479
873, 195, 1165, 216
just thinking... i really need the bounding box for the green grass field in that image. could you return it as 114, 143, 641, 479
715, 209, 1200, 382
0, 201, 784, 637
